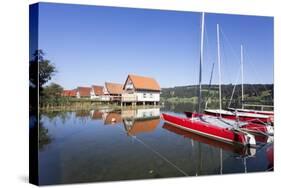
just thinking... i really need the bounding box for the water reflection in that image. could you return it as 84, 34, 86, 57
122, 108, 160, 136
39, 105, 273, 185
162, 123, 255, 157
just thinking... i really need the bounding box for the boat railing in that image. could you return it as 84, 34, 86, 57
242, 104, 274, 111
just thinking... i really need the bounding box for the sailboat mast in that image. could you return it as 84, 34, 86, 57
197, 12, 205, 113
217, 24, 222, 117
241, 45, 244, 109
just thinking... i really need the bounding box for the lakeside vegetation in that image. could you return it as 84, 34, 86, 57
161, 84, 274, 108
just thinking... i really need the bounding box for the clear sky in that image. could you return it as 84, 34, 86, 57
33, 2, 274, 89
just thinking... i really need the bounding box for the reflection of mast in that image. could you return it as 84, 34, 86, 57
243, 157, 247, 173
220, 148, 223, 174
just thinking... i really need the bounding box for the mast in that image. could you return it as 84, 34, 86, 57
197, 12, 205, 113
241, 45, 244, 109
217, 24, 222, 117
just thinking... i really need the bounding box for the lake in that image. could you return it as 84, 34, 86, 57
38, 105, 273, 185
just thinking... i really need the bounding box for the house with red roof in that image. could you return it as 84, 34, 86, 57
122, 74, 160, 105
76, 87, 91, 98
62, 89, 77, 97
102, 82, 123, 101
90, 85, 104, 100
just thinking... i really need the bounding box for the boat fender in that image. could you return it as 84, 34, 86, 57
245, 133, 256, 146
266, 126, 274, 136
247, 147, 256, 157
267, 136, 274, 143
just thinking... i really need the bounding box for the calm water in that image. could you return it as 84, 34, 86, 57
38, 105, 273, 185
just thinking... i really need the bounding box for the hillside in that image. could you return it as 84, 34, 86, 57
161, 84, 273, 106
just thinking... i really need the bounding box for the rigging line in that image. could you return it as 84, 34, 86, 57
220, 28, 241, 79
228, 70, 241, 108
219, 28, 235, 105
115, 125, 188, 176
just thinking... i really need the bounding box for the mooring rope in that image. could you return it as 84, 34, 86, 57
115, 125, 188, 176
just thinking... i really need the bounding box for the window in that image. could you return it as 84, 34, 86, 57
150, 93, 153, 98
143, 93, 146, 98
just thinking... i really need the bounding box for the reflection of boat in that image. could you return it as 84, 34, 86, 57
104, 112, 122, 125
266, 144, 274, 171
161, 113, 256, 146
122, 108, 160, 136
162, 123, 255, 156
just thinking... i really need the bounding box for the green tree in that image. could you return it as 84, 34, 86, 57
41, 83, 64, 107
29, 49, 57, 90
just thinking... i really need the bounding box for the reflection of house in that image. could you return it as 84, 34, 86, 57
90, 110, 103, 120
75, 110, 90, 117
76, 87, 91, 98
62, 89, 77, 97
122, 74, 160, 105
103, 82, 123, 102
90, 85, 104, 100
122, 108, 160, 119
122, 108, 160, 136
124, 118, 160, 136
104, 112, 122, 125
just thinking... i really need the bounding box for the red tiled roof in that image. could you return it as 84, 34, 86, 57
105, 82, 123, 95
77, 87, 91, 97
62, 89, 77, 97
92, 85, 104, 96
125, 74, 160, 91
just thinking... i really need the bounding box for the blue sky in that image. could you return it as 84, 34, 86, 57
32, 3, 274, 89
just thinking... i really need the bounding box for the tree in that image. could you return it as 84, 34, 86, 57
41, 83, 64, 107
29, 49, 57, 90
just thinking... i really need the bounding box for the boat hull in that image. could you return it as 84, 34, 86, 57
204, 110, 273, 125
189, 111, 273, 136
161, 113, 254, 146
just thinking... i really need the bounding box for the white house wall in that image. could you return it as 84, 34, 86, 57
135, 91, 160, 102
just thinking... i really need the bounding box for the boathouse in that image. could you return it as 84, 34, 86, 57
90, 85, 104, 100
102, 82, 123, 102
121, 74, 161, 105
76, 87, 91, 98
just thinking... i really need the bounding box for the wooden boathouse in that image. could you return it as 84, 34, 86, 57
121, 74, 160, 106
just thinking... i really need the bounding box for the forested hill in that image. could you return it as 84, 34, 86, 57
160, 84, 273, 104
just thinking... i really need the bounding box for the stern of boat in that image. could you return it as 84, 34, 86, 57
245, 133, 256, 146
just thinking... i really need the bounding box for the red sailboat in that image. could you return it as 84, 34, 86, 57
186, 111, 273, 136
161, 13, 257, 147
204, 109, 273, 125
205, 44, 274, 125
161, 113, 256, 146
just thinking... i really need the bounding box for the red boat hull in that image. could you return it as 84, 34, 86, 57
162, 123, 253, 156
161, 113, 253, 146
186, 112, 272, 135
